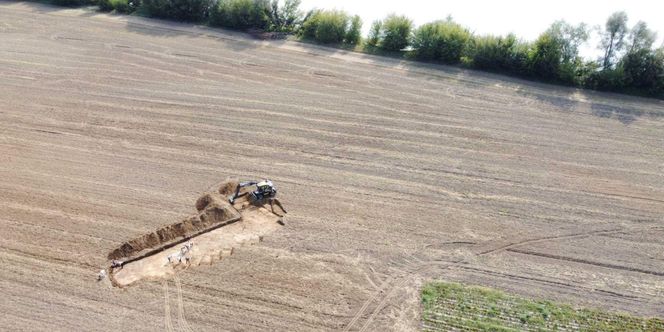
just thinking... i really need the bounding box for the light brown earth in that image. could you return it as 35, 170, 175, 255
1, 2, 664, 331
113, 204, 282, 287
110, 180, 286, 288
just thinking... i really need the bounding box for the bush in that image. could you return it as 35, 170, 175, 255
300, 9, 353, 44
557, 60, 584, 85
411, 20, 471, 63
471, 34, 507, 69
380, 14, 412, 51
98, 0, 114, 11
584, 68, 625, 91
210, 0, 270, 29
52, 0, 95, 6
99, 0, 137, 13
620, 48, 664, 93
527, 32, 563, 81
366, 20, 382, 47
140, 0, 212, 21
410, 22, 438, 59
345, 15, 362, 45
267, 0, 303, 33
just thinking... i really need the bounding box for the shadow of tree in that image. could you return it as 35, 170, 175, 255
516, 87, 664, 125
123, 19, 262, 52
544, 95, 577, 111
21, 1, 98, 15
519, 90, 579, 112
589, 103, 661, 125
18, 2, 261, 52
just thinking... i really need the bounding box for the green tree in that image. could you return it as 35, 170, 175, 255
584, 66, 625, 91
618, 22, 662, 95
52, 0, 95, 6
547, 20, 589, 63
620, 48, 663, 93
411, 20, 471, 63
99, 0, 135, 13
600, 11, 629, 69
210, 0, 271, 29
345, 15, 362, 45
626, 21, 656, 53
469, 34, 530, 74
300, 9, 350, 44
545, 20, 589, 83
656, 48, 664, 96
528, 32, 563, 81
141, 0, 213, 21
366, 20, 383, 47
380, 14, 413, 51
411, 22, 440, 60
268, 0, 303, 33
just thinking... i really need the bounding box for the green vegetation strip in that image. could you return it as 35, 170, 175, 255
421, 282, 664, 332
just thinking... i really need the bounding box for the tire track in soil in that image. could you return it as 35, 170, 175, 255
506, 248, 664, 277
3, 5, 663, 330
6, 33, 500, 128
163, 280, 175, 332
343, 225, 663, 331
174, 275, 195, 332
453, 265, 643, 300
474, 227, 626, 256
342, 275, 397, 332
5, 71, 652, 171
343, 251, 446, 332
357, 262, 453, 332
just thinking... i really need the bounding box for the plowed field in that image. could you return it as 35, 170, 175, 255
1, 2, 663, 331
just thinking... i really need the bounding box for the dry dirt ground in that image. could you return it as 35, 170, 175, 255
113, 203, 282, 287
1, 2, 664, 331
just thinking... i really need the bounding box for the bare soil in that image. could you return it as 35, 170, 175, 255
109, 179, 285, 287
112, 204, 282, 287
108, 180, 242, 261
1, 2, 663, 331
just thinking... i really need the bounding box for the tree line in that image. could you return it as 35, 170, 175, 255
52, 0, 664, 98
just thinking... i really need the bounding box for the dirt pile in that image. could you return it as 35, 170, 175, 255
108, 178, 286, 287
217, 177, 240, 196
108, 179, 242, 260
112, 205, 283, 287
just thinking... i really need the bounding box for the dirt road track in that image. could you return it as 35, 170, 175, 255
1, 2, 664, 331
163, 281, 174, 332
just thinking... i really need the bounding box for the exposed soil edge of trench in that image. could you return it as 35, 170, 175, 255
107, 179, 240, 261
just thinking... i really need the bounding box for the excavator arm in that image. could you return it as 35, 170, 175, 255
229, 181, 257, 204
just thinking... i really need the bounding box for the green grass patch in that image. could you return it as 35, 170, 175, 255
421, 282, 664, 331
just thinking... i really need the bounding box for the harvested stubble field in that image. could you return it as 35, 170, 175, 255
1, 2, 664, 331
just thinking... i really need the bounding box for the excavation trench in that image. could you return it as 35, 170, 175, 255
114, 214, 242, 268
106, 179, 285, 287
107, 185, 246, 262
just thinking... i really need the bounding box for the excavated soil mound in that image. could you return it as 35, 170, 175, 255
112, 206, 283, 287
108, 181, 241, 261
218, 178, 240, 197
106, 178, 285, 287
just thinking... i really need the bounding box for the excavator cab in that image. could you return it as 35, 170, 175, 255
228, 179, 286, 217
252, 180, 276, 201
229, 179, 276, 203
